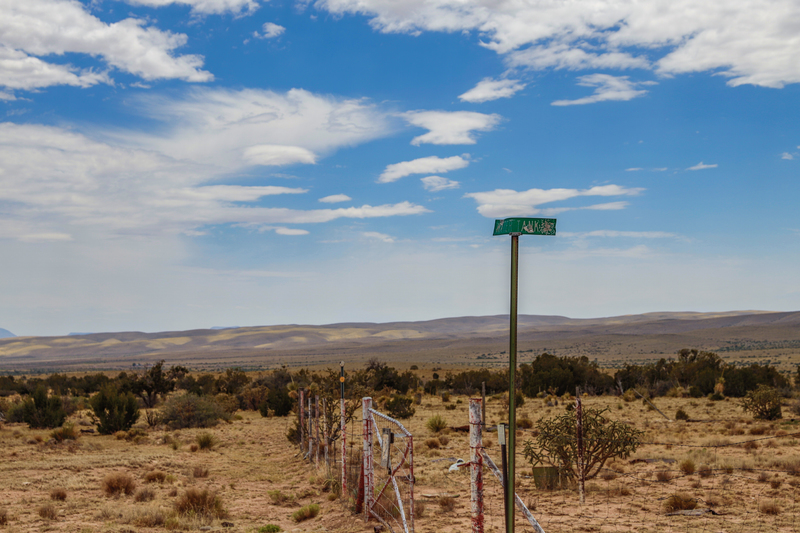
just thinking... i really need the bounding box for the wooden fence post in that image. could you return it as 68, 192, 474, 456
362, 397, 374, 522
470, 398, 484, 533
299, 388, 305, 455
576, 387, 585, 505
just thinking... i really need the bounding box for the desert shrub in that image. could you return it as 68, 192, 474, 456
656, 470, 674, 483
522, 407, 643, 482
0, 507, 6, 525
291, 503, 320, 523
679, 459, 696, 475
196, 432, 216, 450
622, 389, 636, 402
426, 414, 447, 433
20, 386, 65, 429
134, 487, 156, 502
267, 490, 295, 506
174, 488, 227, 518
741, 385, 782, 420
50, 488, 67, 501
103, 472, 136, 497
749, 425, 768, 435
193, 466, 209, 478
50, 423, 79, 442
444, 404, 457, 410
675, 409, 689, 421
441, 392, 451, 403
213, 393, 239, 414
385, 394, 415, 420
144, 470, 166, 483
664, 493, 697, 513
258, 525, 282, 533
518, 417, 533, 429
760, 500, 781, 515
438, 495, 456, 512
698, 465, 713, 478
437, 435, 449, 446
161, 393, 229, 429
90, 386, 140, 434
38, 503, 57, 520
424, 438, 440, 449
770, 479, 782, 489
144, 409, 161, 428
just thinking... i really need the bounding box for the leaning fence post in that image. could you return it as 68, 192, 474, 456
576, 387, 585, 505
299, 388, 305, 455
315, 394, 321, 468
341, 361, 347, 498
470, 398, 484, 533
362, 397, 374, 522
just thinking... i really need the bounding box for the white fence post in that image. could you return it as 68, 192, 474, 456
470, 398, 484, 533
362, 397, 374, 522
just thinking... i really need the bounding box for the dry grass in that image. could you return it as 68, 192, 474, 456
438, 495, 456, 512
291, 503, 320, 523
267, 490, 295, 506
655, 470, 674, 483
679, 459, 695, 475
698, 464, 713, 478
38, 503, 58, 520
759, 500, 781, 515
193, 465, 210, 478
102, 472, 136, 497
664, 493, 697, 513
196, 432, 216, 450
144, 470, 166, 483
50, 488, 67, 501
134, 487, 156, 502
175, 488, 227, 518
0, 507, 6, 526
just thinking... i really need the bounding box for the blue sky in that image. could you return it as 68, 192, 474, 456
1, 0, 799, 336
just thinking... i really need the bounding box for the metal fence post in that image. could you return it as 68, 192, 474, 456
299, 388, 305, 455
576, 388, 585, 505
308, 396, 313, 461
362, 397, 374, 522
341, 366, 347, 497
470, 398, 484, 533
315, 394, 321, 468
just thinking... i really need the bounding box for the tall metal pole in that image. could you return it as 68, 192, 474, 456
507, 233, 519, 533
340, 362, 347, 497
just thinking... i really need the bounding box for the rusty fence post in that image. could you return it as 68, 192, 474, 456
308, 396, 313, 461
576, 387, 585, 506
299, 388, 305, 455
470, 398, 484, 533
340, 362, 347, 498
315, 394, 321, 468
362, 397, 374, 522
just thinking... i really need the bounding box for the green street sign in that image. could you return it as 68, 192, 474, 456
493, 217, 557, 236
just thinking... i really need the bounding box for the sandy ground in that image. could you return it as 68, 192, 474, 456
1, 394, 800, 533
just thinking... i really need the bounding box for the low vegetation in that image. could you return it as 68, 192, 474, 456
291, 503, 320, 523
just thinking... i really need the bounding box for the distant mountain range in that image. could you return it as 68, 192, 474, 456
0, 328, 14, 339
0, 311, 799, 373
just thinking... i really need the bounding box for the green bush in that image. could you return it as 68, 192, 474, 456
90, 386, 140, 435
523, 407, 644, 482
258, 525, 282, 533
20, 386, 65, 429
161, 393, 230, 429
426, 414, 448, 433
50, 423, 79, 442
741, 385, 782, 420
675, 409, 690, 421
385, 394, 415, 420
291, 503, 320, 522
196, 432, 216, 450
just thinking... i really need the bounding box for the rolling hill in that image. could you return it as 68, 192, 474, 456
1, 311, 799, 373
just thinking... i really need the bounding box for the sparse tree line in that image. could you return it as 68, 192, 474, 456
0, 350, 798, 435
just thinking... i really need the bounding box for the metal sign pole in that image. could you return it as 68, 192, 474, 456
492, 217, 557, 533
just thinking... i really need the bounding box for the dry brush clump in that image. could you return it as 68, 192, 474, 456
291, 503, 320, 523
144, 470, 167, 483
0, 507, 7, 525
38, 503, 58, 520
438, 495, 456, 512
134, 487, 156, 502
664, 493, 697, 513
192, 466, 209, 478
50, 488, 67, 501
102, 472, 137, 497
196, 432, 216, 450
174, 488, 227, 519
760, 500, 782, 515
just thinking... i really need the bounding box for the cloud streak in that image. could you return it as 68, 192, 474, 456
552, 74, 652, 106
402, 110, 501, 145
459, 77, 526, 103
379, 155, 469, 183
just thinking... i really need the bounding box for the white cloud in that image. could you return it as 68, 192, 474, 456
402, 110, 501, 145
0, 87, 422, 241
254, 22, 286, 39
563, 230, 678, 239
120, 88, 392, 170
781, 152, 794, 160
124, 0, 259, 15
421, 176, 460, 192
0, 0, 212, 93
552, 74, 651, 106
18, 232, 74, 242
319, 194, 352, 203
315, 0, 800, 88
626, 168, 643, 171
687, 161, 718, 170
243, 145, 317, 166
362, 231, 395, 243
275, 227, 309, 236
459, 77, 526, 103
379, 155, 470, 183
464, 184, 643, 218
